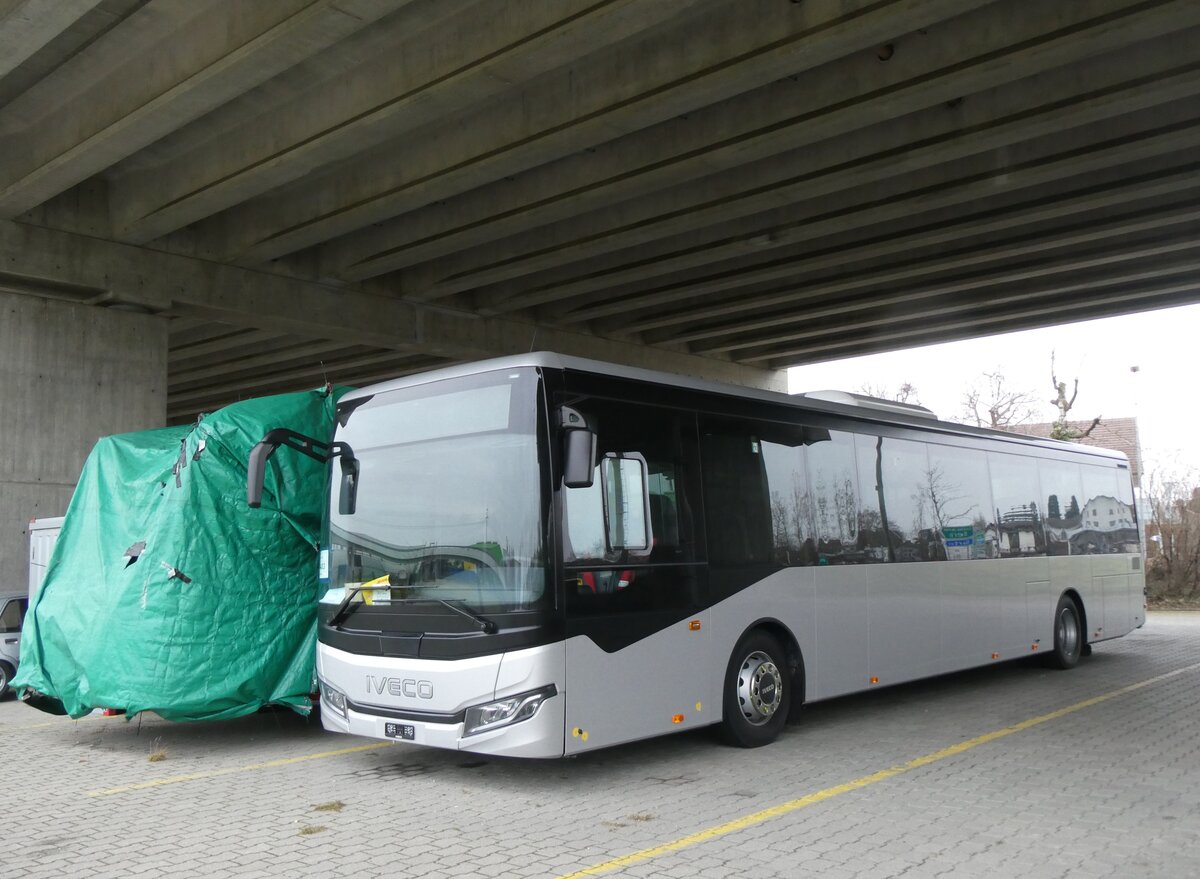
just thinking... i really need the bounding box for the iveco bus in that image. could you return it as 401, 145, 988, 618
247, 353, 1143, 758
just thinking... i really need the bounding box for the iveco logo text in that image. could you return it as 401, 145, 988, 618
367, 675, 434, 699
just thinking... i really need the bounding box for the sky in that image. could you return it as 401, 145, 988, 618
787, 302, 1200, 480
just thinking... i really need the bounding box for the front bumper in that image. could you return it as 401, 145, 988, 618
320, 689, 565, 758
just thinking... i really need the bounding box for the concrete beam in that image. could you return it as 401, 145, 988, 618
169, 349, 420, 406
0, 0, 419, 216
328, 0, 1195, 286
601, 168, 1200, 336
0, 219, 786, 390
694, 234, 1200, 355
166, 353, 449, 422
487, 104, 1200, 320
756, 281, 1200, 369
170, 340, 362, 385
110, 0, 703, 244
197, 0, 987, 263
425, 18, 1200, 305
0, 0, 104, 80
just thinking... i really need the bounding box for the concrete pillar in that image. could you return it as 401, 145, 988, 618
0, 292, 166, 590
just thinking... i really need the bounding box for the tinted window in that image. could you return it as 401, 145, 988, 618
879, 437, 934, 562
854, 433, 890, 562
806, 430, 860, 564
760, 432, 811, 566
1039, 459, 1084, 556
564, 405, 695, 567
925, 444, 994, 560
700, 426, 774, 567
754, 422, 858, 567
1079, 463, 1138, 553
562, 400, 701, 615
989, 452, 1045, 558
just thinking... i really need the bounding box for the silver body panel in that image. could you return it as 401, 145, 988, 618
561, 553, 1142, 753
326, 554, 1142, 756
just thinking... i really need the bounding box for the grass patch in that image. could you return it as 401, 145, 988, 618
148, 750, 167, 763
312, 801, 345, 812
299, 825, 327, 836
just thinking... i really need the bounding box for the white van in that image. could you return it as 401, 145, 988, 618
0, 592, 27, 698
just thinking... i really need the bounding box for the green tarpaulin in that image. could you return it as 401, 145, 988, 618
13, 387, 345, 721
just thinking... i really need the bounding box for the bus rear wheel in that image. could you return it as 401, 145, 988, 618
1048, 595, 1083, 670
720, 630, 790, 748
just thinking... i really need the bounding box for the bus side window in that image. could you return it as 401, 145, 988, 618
989, 452, 1045, 558
647, 465, 681, 554
1039, 459, 1084, 556
562, 401, 698, 568
924, 444, 993, 561
700, 429, 773, 567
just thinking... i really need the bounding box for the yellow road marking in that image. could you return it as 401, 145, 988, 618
87, 741, 394, 797
558, 660, 1200, 879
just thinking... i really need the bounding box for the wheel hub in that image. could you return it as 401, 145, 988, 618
737, 651, 783, 726
1058, 606, 1080, 657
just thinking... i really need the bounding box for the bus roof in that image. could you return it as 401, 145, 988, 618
339, 352, 1128, 465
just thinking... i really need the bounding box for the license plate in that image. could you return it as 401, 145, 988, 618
384, 722, 415, 740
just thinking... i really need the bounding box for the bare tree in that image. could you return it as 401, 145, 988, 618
961, 370, 1038, 429
859, 381, 921, 405
1145, 467, 1200, 602
921, 463, 976, 530
1049, 351, 1101, 440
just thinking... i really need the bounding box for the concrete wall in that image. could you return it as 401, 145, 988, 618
0, 292, 166, 591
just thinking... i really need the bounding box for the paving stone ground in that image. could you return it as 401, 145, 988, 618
3, 613, 1198, 878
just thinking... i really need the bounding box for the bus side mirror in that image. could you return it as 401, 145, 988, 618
246, 428, 351, 509
247, 437, 279, 508
560, 406, 596, 489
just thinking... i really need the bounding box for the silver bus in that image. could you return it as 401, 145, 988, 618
248, 353, 1144, 758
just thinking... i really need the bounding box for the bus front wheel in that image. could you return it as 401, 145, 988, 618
1047, 595, 1083, 670
719, 630, 790, 748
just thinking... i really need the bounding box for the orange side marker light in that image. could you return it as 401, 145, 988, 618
869, 676, 879, 685
689, 620, 702, 631
672, 714, 685, 724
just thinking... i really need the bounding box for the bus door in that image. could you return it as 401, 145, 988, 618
559, 401, 712, 753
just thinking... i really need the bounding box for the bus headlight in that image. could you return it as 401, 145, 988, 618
464, 685, 557, 737
320, 681, 347, 717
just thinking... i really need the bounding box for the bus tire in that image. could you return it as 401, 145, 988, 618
720, 630, 790, 748
1047, 595, 1083, 670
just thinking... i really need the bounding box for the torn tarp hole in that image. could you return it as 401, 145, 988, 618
192, 439, 206, 462
159, 561, 192, 584
172, 436, 188, 487
123, 540, 146, 568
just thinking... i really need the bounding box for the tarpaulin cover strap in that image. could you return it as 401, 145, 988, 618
12, 387, 347, 721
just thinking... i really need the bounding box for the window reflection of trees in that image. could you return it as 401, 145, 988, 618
763, 429, 859, 566
749, 421, 1133, 567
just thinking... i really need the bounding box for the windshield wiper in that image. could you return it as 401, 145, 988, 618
328, 585, 371, 627
326, 589, 497, 634
434, 599, 497, 634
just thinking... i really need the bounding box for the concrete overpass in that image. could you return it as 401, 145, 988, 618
1, 0, 1199, 427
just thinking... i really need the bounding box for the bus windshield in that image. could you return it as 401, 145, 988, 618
322, 368, 546, 622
